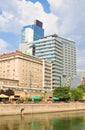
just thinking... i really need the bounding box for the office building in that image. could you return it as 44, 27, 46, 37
57, 37, 76, 76
56, 36, 76, 86
20, 19, 44, 52
19, 18, 76, 88
0, 50, 52, 90
24, 34, 76, 87
32, 34, 63, 87
21, 19, 44, 43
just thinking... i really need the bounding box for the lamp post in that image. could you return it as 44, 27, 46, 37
29, 72, 32, 89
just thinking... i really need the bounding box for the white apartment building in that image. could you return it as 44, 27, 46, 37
20, 34, 76, 87
32, 34, 63, 88
57, 37, 76, 86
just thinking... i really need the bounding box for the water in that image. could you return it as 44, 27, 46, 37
0, 111, 85, 130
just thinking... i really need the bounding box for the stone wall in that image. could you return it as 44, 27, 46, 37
0, 102, 85, 116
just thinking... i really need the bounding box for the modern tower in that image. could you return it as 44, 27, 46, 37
20, 20, 44, 54
19, 19, 76, 88
21, 19, 44, 43
32, 34, 63, 87
57, 36, 76, 86
26, 34, 76, 88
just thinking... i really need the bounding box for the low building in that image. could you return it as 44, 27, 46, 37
0, 50, 52, 90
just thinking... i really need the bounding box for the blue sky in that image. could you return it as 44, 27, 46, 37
0, 0, 85, 71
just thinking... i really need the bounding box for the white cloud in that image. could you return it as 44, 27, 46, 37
0, 39, 8, 53
77, 56, 85, 70
0, 0, 85, 37
0, 0, 58, 35
0, 0, 85, 70
47, 0, 85, 70
76, 48, 85, 69
0, 11, 14, 31
47, 0, 85, 36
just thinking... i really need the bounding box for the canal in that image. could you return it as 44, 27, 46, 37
0, 110, 85, 130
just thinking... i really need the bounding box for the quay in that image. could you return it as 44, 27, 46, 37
0, 102, 85, 116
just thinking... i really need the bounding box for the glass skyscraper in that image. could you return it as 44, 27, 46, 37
21, 20, 44, 43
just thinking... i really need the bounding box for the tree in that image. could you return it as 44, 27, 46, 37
0, 89, 5, 94
5, 89, 14, 96
70, 88, 84, 101
77, 85, 85, 93
53, 86, 71, 101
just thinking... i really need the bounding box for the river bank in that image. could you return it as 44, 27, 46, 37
0, 102, 85, 116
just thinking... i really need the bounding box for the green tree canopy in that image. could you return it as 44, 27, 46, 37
77, 85, 85, 93
53, 86, 70, 101
71, 88, 84, 101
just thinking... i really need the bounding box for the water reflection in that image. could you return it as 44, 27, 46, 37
0, 111, 85, 130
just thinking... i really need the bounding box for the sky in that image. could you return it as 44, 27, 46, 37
0, 0, 85, 71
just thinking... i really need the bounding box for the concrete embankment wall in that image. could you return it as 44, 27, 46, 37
0, 102, 85, 116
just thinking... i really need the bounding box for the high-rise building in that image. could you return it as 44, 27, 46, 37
56, 36, 76, 86
21, 19, 44, 43
20, 20, 44, 54
34, 34, 63, 87
57, 36, 76, 77
19, 19, 76, 88
23, 34, 76, 88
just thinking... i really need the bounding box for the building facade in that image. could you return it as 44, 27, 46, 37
57, 36, 76, 86
33, 34, 63, 87
22, 34, 76, 87
0, 50, 52, 90
42, 60, 52, 90
20, 20, 44, 52
57, 37, 76, 75
0, 50, 42, 89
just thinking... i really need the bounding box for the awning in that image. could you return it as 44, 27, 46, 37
0, 94, 9, 98
52, 97, 59, 101
31, 95, 41, 100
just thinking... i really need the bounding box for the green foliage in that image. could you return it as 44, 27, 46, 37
33, 98, 42, 102
77, 85, 85, 93
27, 97, 32, 102
70, 88, 84, 101
26, 97, 42, 102
53, 85, 85, 102
19, 97, 25, 103
53, 86, 71, 101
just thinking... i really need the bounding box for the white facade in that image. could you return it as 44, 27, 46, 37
33, 34, 63, 87
21, 27, 34, 43
56, 37, 76, 86
58, 37, 76, 77
19, 27, 34, 53
19, 43, 33, 55
42, 60, 52, 90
